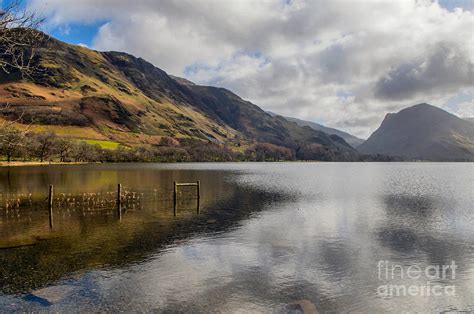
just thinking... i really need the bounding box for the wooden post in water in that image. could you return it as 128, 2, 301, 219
48, 185, 54, 228
117, 183, 122, 220
173, 181, 177, 216
196, 180, 200, 214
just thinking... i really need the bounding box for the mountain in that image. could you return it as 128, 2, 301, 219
358, 104, 474, 161
268, 112, 364, 148
0, 31, 356, 160
465, 118, 474, 124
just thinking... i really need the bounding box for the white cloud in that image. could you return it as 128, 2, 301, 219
28, 0, 474, 138
453, 100, 474, 118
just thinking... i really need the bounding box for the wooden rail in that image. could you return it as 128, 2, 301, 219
175, 183, 199, 187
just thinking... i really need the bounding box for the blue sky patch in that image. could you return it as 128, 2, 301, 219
48, 22, 105, 47
438, 0, 473, 11
444, 89, 474, 110
336, 90, 354, 99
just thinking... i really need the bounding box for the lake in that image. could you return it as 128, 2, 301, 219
0, 163, 473, 312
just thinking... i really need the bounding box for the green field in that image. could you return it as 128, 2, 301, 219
81, 139, 121, 150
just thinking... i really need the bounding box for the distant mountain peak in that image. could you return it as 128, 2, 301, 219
267, 111, 365, 148
403, 103, 449, 113
412, 102, 432, 107
359, 104, 474, 161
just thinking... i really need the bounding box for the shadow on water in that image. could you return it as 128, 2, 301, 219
376, 193, 472, 267
382, 194, 440, 218
157, 266, 334, 313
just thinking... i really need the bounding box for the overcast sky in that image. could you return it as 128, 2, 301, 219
27, 0, 473, 138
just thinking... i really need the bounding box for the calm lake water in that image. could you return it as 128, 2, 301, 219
0, 163, 473, 312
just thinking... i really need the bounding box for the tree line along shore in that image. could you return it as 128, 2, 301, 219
0, 124, 397, 164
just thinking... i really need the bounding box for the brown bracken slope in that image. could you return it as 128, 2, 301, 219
0, 31, 355, 159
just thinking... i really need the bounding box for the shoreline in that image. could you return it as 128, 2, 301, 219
0, 161, 89, 167
0, 160, 470, 167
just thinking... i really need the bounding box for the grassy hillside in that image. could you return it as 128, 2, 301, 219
0, 31, 356, 160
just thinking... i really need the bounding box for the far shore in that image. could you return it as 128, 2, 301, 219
0, 160, 465, 167
0, 161, 89, 167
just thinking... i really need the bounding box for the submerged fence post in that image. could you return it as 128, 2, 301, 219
117, 183, 122, 220
48, 185, 54, 228
196, 180, 200, 214
173, 181, 177, 217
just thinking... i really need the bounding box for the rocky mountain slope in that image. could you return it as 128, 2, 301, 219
0, 31, 355, 160
358, 104, 474, 161
268, 112, 364, 148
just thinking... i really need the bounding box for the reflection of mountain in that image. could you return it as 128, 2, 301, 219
0, 174, 289, 294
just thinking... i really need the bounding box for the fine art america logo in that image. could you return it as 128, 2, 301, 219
377, 260, 457, 297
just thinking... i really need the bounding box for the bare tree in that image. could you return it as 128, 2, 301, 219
30, 131, 57, 162
0, 123, 24, 162
0, 0, 46, 77
73, 142, 100, 162
55, 138, 74, 162
0, 1, 46, 161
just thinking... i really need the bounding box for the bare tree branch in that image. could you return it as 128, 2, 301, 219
0, 0, 46, 77
0, 0, 45, 156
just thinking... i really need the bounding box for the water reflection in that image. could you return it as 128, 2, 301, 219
0, 163, 473, 312
0, 164, 289, 295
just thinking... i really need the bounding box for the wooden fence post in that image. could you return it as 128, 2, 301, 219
117, 183, 122, 220
196, 180, 200, 214
48, 185, 54, 228
173, 181, 177, 216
